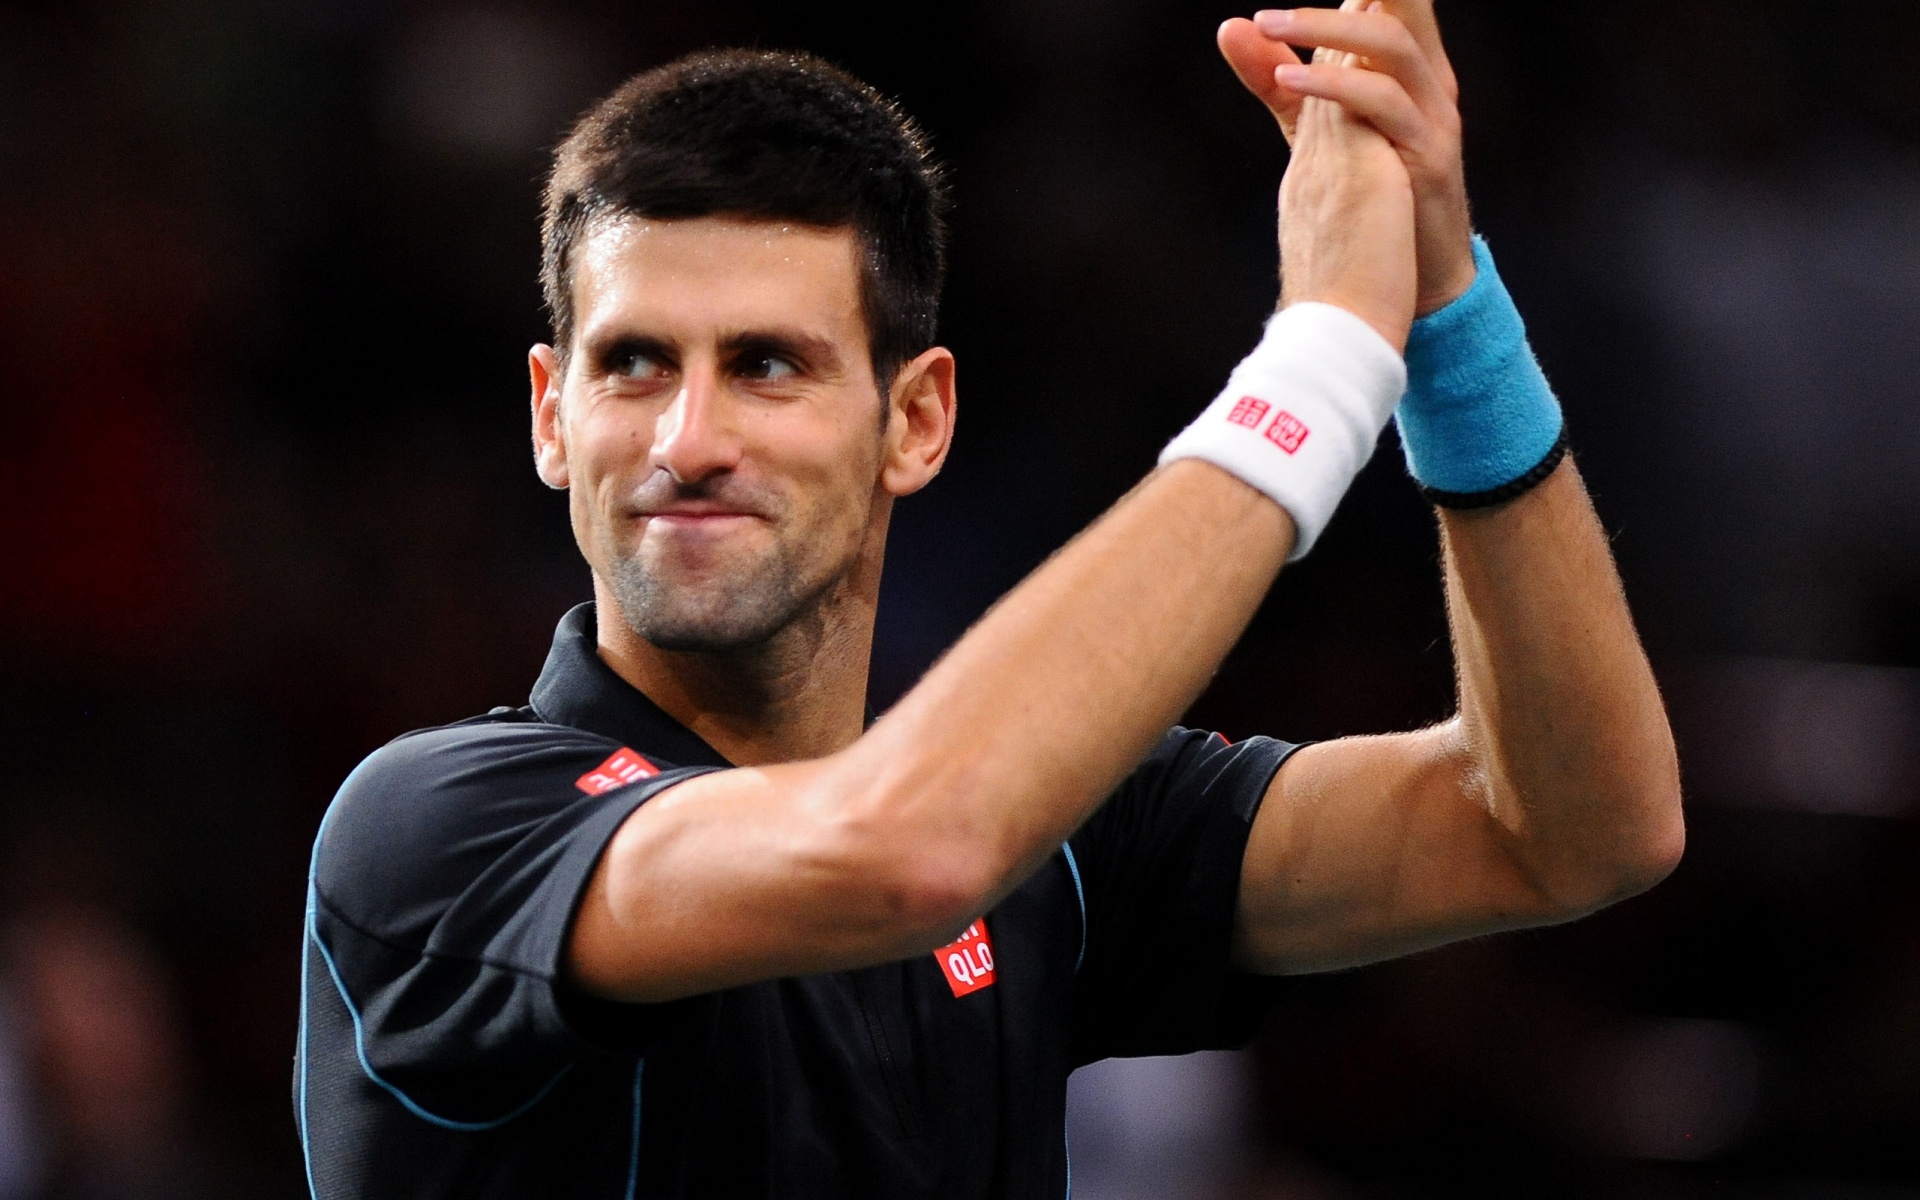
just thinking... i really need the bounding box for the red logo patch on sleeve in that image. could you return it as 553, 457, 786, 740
935, 920, 997, 997
1264, 410, 1310, 454
1227, 396, 1271, 429
576, 748, 661, 795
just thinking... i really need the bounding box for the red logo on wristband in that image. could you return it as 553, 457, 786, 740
1264, 410, 1310, 454
934, 920, 997, 997
1227, 396, 1271, 429
576, 747, 660, 795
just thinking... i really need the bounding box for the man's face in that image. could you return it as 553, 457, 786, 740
540, 216, 890, 652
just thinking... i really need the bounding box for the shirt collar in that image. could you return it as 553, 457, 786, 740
529, 603, 735, 769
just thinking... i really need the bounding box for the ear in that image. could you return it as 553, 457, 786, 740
530, 344, 570, 490
880, 346, 956, 498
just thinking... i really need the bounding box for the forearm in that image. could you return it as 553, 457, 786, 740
1439, 457, 1684, 906
576, 462, 1292, 999
845, 460, 1291, 902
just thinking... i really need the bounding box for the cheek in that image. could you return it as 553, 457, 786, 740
559, 402, 658, 560
763, 406, 882, 538
571, 402, 656, 492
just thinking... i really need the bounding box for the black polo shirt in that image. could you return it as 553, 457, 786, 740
296, 603, 1299, 1199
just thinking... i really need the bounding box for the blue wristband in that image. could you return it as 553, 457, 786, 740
1395, 236, 1566, 506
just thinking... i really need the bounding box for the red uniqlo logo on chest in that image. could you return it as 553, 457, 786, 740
934, 920, 997, 997
1264, 410, 1310, 454
1227, 396, 1271, 429
575, 748, 660, 795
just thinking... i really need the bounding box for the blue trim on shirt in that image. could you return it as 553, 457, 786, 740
1060, 843, 1087, 974
1059, 841, 1088, 1199
1063, 1120, 1073, 1199
297, 884, 318, 1198
306, 910, 574, 1131
624, 1059, 645, 1200
298, 780, 570, 1142
299, 766, 364, 1197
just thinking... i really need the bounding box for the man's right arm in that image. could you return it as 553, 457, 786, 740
568, 63, 1417, 1006
568, 463, 1295, 1001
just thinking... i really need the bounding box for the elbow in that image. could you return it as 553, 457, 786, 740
1626, 778, 1688, 893
884, 852, 999, 947
852, 842, 999, 952
1536, 777, 1687, 916
1522, 708, 1689, 914
1603, 793, 1685, 904
1641, 777, 1688, 878
813, 797, 1001, 952
1614, 735, 1688, 897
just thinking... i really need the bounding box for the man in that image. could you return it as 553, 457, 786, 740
296, 5, 1684, 1197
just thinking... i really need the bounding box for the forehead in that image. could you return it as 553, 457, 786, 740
570, 215, 864, 345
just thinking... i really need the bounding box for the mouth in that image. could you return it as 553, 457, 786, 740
647, 511, 757, 529
640, 499, 760, 517
632, 504, 768, 534
621, 477, 779, 541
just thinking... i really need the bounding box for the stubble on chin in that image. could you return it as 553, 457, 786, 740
605, 541, 816, 653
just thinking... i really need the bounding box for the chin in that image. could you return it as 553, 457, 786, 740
614, 583, 800, 653
606, 540, 848, 655
639, 619, 782, 654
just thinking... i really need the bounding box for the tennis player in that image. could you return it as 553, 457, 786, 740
295, 5, 1684, 1196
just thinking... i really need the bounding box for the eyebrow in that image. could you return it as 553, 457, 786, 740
717, 328, 847, 379
579, 326, 851, 379
583, 330, 674, 372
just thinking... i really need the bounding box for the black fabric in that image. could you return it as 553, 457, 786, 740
1067, 729, 1297, 1065
296, 603, 1299, 1199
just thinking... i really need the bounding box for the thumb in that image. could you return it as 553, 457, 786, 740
1218, 17, 1304, 142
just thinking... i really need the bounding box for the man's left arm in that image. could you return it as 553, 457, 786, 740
1232, 456, 1684, 975
1220, 1, 1684, 975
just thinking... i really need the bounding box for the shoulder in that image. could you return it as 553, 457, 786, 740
1122, 726, 1301, 811
1073, 727, 1303, 867
1133, 726, 1235, 777
333, 710, 627, 803
324, 711, 629, 848
312, 712, 648, 936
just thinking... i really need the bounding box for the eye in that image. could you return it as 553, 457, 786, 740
737, 353, 800, 382
613, 349, 669, 380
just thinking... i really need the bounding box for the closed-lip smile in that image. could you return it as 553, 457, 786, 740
637, 501, 764, 527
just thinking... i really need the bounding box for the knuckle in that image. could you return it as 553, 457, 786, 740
1375, 9, 1414, 40
1365, 9, 1413, 46
1359, 72, 1398, 101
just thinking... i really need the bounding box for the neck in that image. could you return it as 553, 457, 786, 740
592, 523, 887, 768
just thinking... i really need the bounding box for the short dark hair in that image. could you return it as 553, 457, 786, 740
541, 49, 950, 388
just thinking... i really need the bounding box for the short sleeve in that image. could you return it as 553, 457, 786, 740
307, 721, 714, 1115
1066, 728, 1301, 1066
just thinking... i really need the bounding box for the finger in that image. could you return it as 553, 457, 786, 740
1255, 6, 1448, 116
1274, 62, 1432, 156
1260, 6, 1443, 111
1360, 0, 1458, 101
1312, 0, 1370, 68
1369, 0, 1451, 83
1219, 17, 1306, 142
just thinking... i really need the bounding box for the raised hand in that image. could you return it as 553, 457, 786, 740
1261, 3, 1417, 351
1220, 2, 1476, 315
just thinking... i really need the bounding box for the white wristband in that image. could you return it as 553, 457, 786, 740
1160, 302, 1407, 560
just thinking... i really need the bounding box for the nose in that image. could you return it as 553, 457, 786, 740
651, 360, 743, 485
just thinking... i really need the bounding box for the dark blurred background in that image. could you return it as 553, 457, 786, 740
3, 0, 1919, 1196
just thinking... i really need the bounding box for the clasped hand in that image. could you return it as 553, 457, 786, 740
1220, 0, 1478, 350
